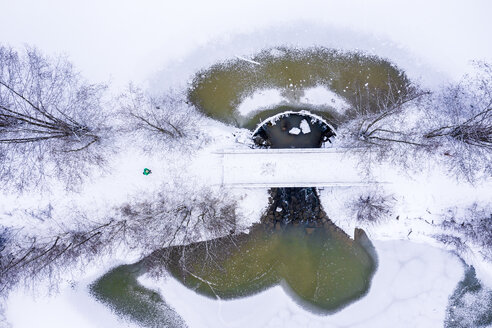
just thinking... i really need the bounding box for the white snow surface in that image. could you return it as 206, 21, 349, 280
237, 89, 284, 116
236, 87, 350, 118
299, 119, 311, 134
2, 0, 492, 91
300, 86, 351, 113
221, 148, 376, 187
288, 127, 301, 135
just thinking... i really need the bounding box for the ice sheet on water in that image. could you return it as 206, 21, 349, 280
289, 127, 301, 135
237, 89, 284, 116
299, 119, 311, 134
300, 86, 351, 113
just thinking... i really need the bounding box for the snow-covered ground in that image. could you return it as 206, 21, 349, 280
5, 258, 142, 328
1, 0, 492, 327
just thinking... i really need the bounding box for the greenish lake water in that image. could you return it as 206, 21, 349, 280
91, 223, 377, 324
163, 224, 377, 312
90, 263, 187, 328
188, 47, 413, 128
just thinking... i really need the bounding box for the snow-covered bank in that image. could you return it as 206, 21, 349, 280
319, 159, 492, 287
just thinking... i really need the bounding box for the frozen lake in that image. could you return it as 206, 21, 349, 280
5, 239, 464, 328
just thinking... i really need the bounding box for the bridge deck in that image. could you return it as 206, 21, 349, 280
219, 148, 382, 188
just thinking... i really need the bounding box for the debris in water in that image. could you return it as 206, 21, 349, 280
235, 55, 261, 66
299, 119, 311, 134
289, 127, 301, 135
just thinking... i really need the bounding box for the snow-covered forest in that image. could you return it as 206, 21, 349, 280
1, 1, 492, 327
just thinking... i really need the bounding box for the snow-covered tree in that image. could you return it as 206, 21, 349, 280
0, 46, 110, 191
336, 79, 429, 174
348, 189, 395, 224
117, 85, 206, 152
422, 61, 492, 182
440, 203, 492, 261
0, 184, 240, 300
339, 62, 492, 182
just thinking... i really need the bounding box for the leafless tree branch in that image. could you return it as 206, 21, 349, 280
0, 45, 111, 191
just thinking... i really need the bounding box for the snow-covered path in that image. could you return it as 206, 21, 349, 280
220, 148, 381, 187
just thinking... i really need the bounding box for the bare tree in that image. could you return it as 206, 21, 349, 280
422, 61, 492, 182
0, 220, 121, 296
338, 72, 429, 150
339, 62, 492, 182
118, 85, 207, 153
349, 69, 421, 118
118, 185, 238, 251
355, 93, 428, 148
424, 62, 492, 148
348, 189, 395, 224
0, 46, 110, 191
336, 80, 430, 177
343, 71, 428, 148
119, 185, 239, 277
440, 203, 492, 261
0, 184, 240, 299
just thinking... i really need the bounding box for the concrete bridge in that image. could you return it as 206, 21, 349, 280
218, 148, 384, 188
